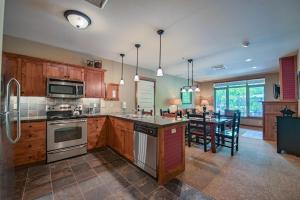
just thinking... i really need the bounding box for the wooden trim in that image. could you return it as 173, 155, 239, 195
135, 76, 156, 115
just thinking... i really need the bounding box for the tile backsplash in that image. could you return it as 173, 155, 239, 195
13, 97, 102, 118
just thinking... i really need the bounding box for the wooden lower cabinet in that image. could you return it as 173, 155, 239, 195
108, 117, 134, 161
87, 117, 107, 150
14, 121, 46, 166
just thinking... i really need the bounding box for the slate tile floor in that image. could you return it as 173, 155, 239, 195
14, 147, 212, 200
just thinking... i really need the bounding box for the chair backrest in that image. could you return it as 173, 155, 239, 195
231, 111, 241, 136
187, 112, 207, 132
160, 108, 170, 116
224, 109, 238, 117
142, 109, 153, 116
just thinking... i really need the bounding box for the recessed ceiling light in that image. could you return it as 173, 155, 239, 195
245, 58, 252, 62
64, 10, 91, 29
252, 66, 257, 69
242, 41, 250, 47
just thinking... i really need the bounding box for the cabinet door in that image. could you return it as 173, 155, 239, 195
45, 62, 68, 79
21, 59, 45, 96
123, 130, 134, 161
67, 66, 84, 81
14, 121, 46, 166
114, 126, 124, 154
85, 69, 105, 98
87, 117, 106, 150
2, 54, 21, 95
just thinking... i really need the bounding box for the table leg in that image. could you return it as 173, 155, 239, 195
210, 124, 216, 153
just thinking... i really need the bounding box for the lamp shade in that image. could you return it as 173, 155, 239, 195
168, 98, 182, 106
200, 100, 209, 106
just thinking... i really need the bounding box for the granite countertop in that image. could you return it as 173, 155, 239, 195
17, 113, 189, 127
109, 114, 188, 127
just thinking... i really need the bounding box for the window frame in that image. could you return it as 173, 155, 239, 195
214, 79, 265, 118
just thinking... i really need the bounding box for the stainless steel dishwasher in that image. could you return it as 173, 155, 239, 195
133, 123, 158, 178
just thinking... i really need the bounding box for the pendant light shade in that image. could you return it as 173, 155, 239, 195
134, 44, 141, 82
195, 86, 200, 92
181, 88, 187, 93
156, 29, 164, 77
64, 10, 91, 29
119, 53, 125, 85
188, 87, 193, 93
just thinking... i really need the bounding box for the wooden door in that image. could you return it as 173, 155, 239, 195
107, 118, 115, 148
123, 130, 134, 161
2, 53, 21, 95
87, 117, 107, 150
114, 126, 124, 154
67, 66, 84, 81
45, 62, 67, 79
21, 58, 45, 96
85, 68, 105, 98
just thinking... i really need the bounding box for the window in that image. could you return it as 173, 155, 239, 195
181, 91, 192, 104
214, 79, 265, 117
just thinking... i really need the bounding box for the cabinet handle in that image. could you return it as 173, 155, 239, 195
29, 125, 32, 128
28, 134, 32, 138
28, 144, 32, 148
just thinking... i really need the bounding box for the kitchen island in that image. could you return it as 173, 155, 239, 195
106, 114, 188, 185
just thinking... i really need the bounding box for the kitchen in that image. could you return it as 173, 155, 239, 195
1, 0, 300, 200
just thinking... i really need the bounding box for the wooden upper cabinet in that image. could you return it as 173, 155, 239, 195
45, 63, 84, 81
67, 65, 84, 81
45, 62, 68, 79
2, 53, 21, 95
21, 58, 45, 96
105, 83, 119, 101
85, 68, 105, 98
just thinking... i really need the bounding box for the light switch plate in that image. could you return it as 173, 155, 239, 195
171, 128, 176, 134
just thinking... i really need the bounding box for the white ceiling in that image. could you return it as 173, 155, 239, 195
4, 0, 300, 81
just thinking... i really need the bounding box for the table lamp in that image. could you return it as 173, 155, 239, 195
168, 98, 182, 119
201, 99, 209, 113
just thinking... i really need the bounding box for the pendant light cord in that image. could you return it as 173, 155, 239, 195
159, 34, 161, 68
187, 61, 190, 87
136, 46, 139, 75
191, 59, 194, 86
121, 55, 124, 79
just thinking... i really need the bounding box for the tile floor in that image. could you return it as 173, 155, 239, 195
14, 147, 212, 200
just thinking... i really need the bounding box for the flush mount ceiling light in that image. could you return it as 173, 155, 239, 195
156, 29, 164, 77
252, 66, 257, 69
119, 53, 125, 85
64, 10, 91, 29
245, 58, 252, 62
134, 44, 141, 82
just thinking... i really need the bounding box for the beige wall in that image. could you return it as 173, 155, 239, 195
197, 72, 280, 127
3, 35, 190, 114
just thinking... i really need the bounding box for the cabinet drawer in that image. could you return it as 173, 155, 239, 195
14, 149, 46, 166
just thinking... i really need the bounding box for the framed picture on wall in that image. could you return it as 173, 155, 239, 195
181, 90, 192, 104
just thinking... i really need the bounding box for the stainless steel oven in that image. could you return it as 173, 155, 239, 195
47, 78, 85, 98
47, 118, 87, 162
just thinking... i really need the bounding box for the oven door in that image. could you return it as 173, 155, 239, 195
47, 119, 87, 151
47, 81, 78, 98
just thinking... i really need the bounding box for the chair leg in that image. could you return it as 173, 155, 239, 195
231, 138, 234, 156
188, 133, 191, 147
204, 135, 207, 152
236, 136, 239, 151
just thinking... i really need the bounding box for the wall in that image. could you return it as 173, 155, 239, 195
2, 35, 190, 115
197, 72, 280, 127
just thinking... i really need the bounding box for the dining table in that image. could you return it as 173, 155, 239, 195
188, 116, 233, 153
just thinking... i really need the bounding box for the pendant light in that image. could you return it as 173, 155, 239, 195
191, 59, 200, 92
156, 29, 164, 77
119, 53, 125, 85
134, 44, 141, 81
181, 59, 190, 93
188, 59, 193, 92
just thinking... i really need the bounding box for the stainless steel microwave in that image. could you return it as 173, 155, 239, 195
47, 78, 85, 98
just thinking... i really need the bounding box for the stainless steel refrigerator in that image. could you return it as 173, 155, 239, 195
0, 0, 22, 199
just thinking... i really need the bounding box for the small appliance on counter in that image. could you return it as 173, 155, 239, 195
46, 104, 87, 163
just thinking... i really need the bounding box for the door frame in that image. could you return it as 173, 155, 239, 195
135, 76, 156, 115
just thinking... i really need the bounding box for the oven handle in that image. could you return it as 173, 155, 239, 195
47, 144, 87, 154
48, 119, 87, 125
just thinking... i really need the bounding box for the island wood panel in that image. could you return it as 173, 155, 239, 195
263, 101, 298, 141
158, 124, 185, 185
13, 121, 46, 166
87, 117, 107, 150
21, 58, 45, 96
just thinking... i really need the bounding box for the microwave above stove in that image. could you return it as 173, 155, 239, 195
47, 78, 85, 98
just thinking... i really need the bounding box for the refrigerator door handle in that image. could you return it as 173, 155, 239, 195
4, 78, 21, 144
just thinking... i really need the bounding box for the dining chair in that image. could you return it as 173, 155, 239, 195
160, 108, 170, 116
187, 112, 211, 152
142, 109, 153, 116
216, 111, 241, 156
